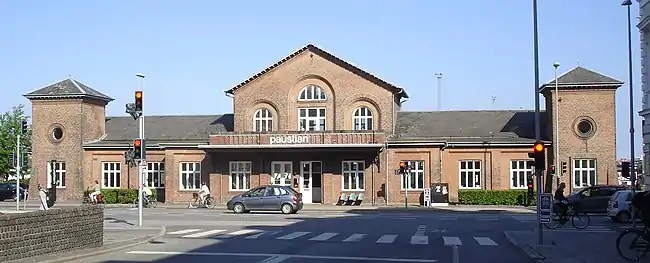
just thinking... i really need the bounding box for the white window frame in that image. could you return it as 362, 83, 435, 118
146, 162, 165, 188
253, 108, 273, 132
573, 159, 597, 188
271, 161, 292, 186
298, 84, 327, 101
353, 107, 373, 131
342, 161, 365, 191
101, 162, 121, 189
230, 161, 252, 191
459, 160, 481, 189
298, 107, 326, 131
401, 160, 425, 190
179, 162, 201, 190
510, 160, 533, 189
46, 161, 66, 188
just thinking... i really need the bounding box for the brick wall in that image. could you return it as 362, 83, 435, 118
0, 206, 103, 262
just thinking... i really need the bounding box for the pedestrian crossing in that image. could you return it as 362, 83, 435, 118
165, 228, 501, 246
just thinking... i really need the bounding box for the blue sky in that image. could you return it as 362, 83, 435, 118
0, 1, 642, 158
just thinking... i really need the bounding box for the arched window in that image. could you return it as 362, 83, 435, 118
353, 107, 373, 130
298, 85, 327, 101
253, 108, 273, 132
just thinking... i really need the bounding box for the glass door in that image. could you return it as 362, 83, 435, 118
271, 161, 292, 186
300, 161, 313, 204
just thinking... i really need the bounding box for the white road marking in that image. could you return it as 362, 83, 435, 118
276, 232, 310, 240
308, 232, 339, 241
259, 255, 291, 263
342, 233, 366, 242
477, 217, 499, 221
376, 235, 398, 244
245, 232, 266, 239
410, 235, 428, 245
473, 237, 498, 246
442, 236, 463, 246
439, 216, 458, 220
218, 229, 261, 238
452, 245, 459, 263
182, 229, 226, 238
167, 229, 201, 235
127, 251, 439, 262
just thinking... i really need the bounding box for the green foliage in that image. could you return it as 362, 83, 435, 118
0, 105, 31, 180
458, 189, 537, 206
84, 188, 158, 204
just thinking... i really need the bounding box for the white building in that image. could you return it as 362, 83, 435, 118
638, 0, 650, 188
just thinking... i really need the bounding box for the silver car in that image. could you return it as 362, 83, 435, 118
607, 189, 642, 223
226, 185, 303, 214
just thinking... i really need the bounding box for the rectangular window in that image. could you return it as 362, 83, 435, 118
298, 108, 326, 131
573, 159, 597, 188
401, 160, 425, 190
271, 161, 292, 186
146, 162, 165, 188
342, 161, 365, 191
47, 161, 66, 188
510, 160, 532, 189
102, 162, 121, 188
179, 162, 201, 190
230, 161, 252, 191
459, 160, 481, 189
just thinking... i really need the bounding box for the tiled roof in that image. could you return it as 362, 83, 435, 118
540, 66, 623, 92
392, 110, 550, 143
24, 78, 114, 102
224, 44, 408, 99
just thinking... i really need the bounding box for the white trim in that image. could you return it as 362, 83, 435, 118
509, 160, 533, 189
101, 162, 121, 189
459, 160, 481, 189
341, 160, 365, 191
400, 160, 425, 190
146, 162, 165, 188
253, 108, 274, 132
572, 159, 597, 188
199, 143, 383, 149
353, 107, 373, 131
179, 162, 201, 191
229, 161, 252, 191
298, 107, 326, 131
271, 161, 292, 186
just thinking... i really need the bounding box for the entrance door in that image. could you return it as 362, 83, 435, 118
271, 162, 292, 186
300, 161, 322, 204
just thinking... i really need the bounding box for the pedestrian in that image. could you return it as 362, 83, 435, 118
38, 184, 49, 210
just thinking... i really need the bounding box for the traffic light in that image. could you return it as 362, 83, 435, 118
399, 161, 406, 174
135, 91, 143, 112
133, 139, 145, 160
550, 165, 556, 175
527, 177, 534, 206
532, 142, 545, 170
622, 161, 631, 178
9, 152, 15, 167
21, 121, 28, 134
561, 161, 567, 174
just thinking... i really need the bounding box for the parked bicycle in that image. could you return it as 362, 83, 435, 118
543, 203, 590, 230
189, 193, 217, 209
617, 225, 650, 261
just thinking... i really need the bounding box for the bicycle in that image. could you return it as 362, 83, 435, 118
543, 202, 590, 230
132, 195, 157, 208
189, 193, 217, 209
82, 189, 104, 205
617, 225, 650, 261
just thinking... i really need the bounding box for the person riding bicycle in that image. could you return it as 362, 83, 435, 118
89, 180, 101, 203
631, 190, 650, 241
554, 182, 570, 217
142, 183, 153, 205
198, 182, 210, 204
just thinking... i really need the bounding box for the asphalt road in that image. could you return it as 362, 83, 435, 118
58, 207, 627, 263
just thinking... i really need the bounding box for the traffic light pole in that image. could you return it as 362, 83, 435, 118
15, 134, 20, 211
532, 0, 544, 245
138, 112, 144, 227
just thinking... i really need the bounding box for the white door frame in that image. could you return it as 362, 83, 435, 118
271, 161, 292, 186
300, 161, 319, 204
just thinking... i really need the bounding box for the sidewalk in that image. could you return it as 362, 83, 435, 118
505, 230, 626, 263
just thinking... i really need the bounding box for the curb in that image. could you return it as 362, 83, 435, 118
35, 226, 167, 263
503, 231, 547, 262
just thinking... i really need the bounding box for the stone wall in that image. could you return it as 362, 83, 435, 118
0, 206, 103, 262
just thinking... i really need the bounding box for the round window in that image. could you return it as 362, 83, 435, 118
573, 117, 596, 139
577, 120, 593, 135
52, 127, 64, 141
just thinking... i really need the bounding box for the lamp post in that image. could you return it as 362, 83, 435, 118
435, 73, 443, 111
622, 0, 637, 228
553, 62, 560, 187
531, 0, 544, 245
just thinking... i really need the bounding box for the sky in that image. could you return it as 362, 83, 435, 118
0, 1, 643, 158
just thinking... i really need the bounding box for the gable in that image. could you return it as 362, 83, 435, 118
224, 44, 408, 99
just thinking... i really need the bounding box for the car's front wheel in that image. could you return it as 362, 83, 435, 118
233, 203, 245, 214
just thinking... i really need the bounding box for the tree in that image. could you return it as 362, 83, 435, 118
0, 105, 31, 180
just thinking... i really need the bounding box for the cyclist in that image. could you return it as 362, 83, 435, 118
554, 182, 569, 218
198, 182, 210, 205
142, 183, 153, 206
89, 180, 101, 203
631, 190, 650, 241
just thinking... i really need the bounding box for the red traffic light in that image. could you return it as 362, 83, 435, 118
527, 183, 533, 188
533, 143, 544, 152
399, 161, 405, 167
135, 91, 143, 99
134, 139, 142, 147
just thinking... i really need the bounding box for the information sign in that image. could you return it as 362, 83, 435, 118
539, 193, 553, 223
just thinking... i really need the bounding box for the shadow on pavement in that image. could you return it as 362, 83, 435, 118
91, 207, 538, 263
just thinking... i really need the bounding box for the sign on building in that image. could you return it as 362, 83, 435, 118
270, 135, 310, 145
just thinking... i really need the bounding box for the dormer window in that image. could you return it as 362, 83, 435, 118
298, 85, 327, 101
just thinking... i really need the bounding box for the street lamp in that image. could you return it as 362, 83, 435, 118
553, 62, 560, 187
532, 0, 544, 245
435, 73, 443, 111
622, 0, 637, 228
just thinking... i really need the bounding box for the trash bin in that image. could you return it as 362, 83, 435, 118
431, 183, 449, 204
